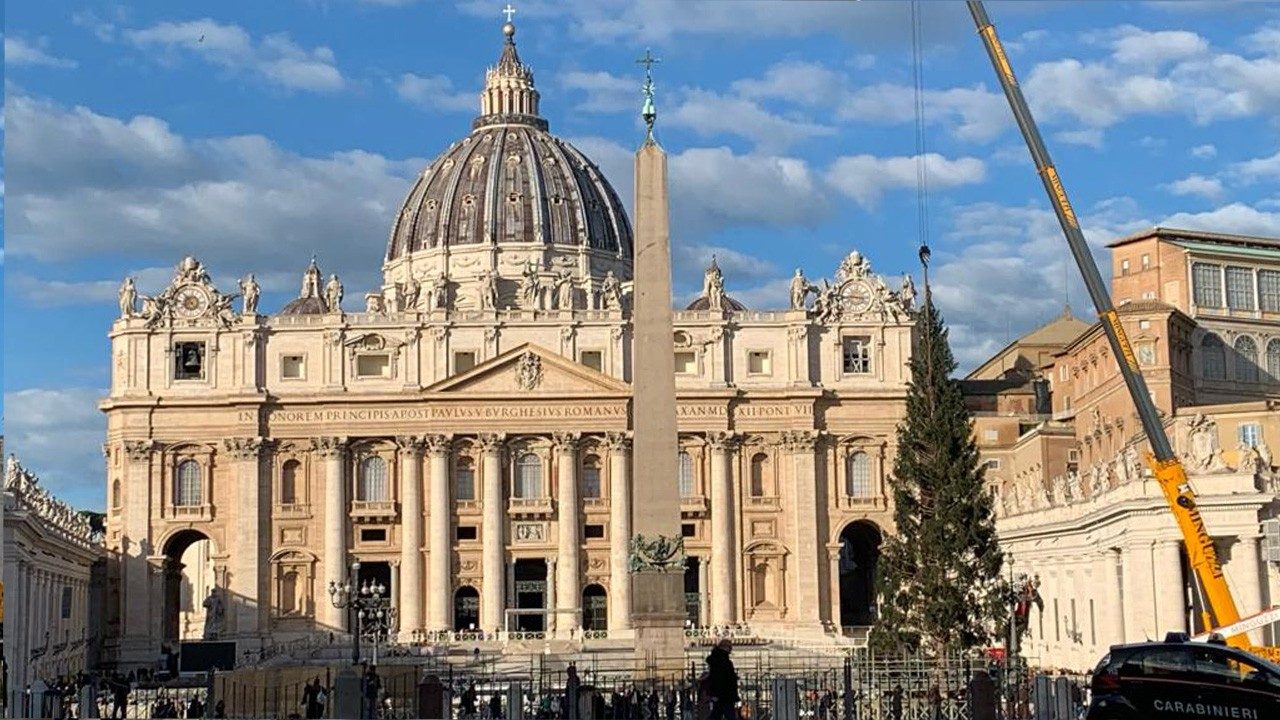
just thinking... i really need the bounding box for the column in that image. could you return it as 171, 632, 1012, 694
786, 430, 824, 627
121, 440, 157, 661
606, 432, 632, 632
1153, 541, 1186, 636
826, 544, 843, 631
554, 432, 580, 636
224, 437, 266, 638
313, 436, 348, 632
1107, 548, 1127, 644
1229, 536, 1264, 644
546, 557, 559, 634
479, 434, 506, 634
697, 558, 710, 628
708, 432, 737, 626
396, 436, 425, 640
425, 434, 453, 631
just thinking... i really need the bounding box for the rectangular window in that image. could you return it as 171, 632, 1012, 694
1068, 449, 1080, 463
356, 354, 390, 378
580, 350, 603, 372
983, 459, 1001, 470
453, 351, 477, 374
681, 523, 696, 538
581, 466, 601, 499
1225, 266, 1255, 310
1141, 254, 1150, 270
1142, 291, 1156, 300
456, 525, 478, 541
455, 464, 476, 501
584, 524, 605, 539
983, 429, 999, 442
1138, 319, 1151, 329
360, 528, 387, 542
281, 355, 305, 380
842, 337, 871, 374
61, 586, 73, 619
1239, 423, 1262, 448
1120, 259, 1130, 275
674, 351, 697, 374
747, 351, 771, 375
1259, 269, 1280, 312
174, 341, 206, 380
1192, 262, 1222, 307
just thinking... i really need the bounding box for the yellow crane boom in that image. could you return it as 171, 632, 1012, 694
966, 0, 1278, 662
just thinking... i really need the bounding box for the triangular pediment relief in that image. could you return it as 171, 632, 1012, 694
426, 343, 630, 395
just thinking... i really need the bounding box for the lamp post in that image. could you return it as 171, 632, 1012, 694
328, 561, 395, 666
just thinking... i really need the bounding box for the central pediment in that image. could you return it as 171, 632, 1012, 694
425, 343, 630, 396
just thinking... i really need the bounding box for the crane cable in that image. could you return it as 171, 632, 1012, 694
911, 0, 935, 405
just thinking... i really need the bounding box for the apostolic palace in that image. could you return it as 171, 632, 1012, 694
98, 19, 919, 667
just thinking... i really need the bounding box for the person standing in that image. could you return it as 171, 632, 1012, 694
705, 639, 740, 720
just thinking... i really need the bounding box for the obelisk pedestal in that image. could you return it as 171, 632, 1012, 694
629, 135, 687, 677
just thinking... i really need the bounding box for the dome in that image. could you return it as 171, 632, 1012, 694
685, 295, 749, 312
280, 297, 328, 316
385, 23, 632, 263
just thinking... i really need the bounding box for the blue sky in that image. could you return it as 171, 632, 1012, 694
5, 0, 1280, 510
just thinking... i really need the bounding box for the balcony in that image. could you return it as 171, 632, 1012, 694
350, 500, 398, 522
272, 503, 310, 519
456, 499, 481, 514
838, 495, 886, 511
169, 504, 211, 522
680, 495, 709, 517
582, 497, 610, 512
508, 497, 554, 518
745, 495, 780, 511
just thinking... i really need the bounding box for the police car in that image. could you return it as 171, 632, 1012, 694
1086, 633, 1280, 719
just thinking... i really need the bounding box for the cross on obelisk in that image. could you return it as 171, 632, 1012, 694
502, 3, 517, 23
636, 49, 661, 137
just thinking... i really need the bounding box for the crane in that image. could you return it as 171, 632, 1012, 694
966, 1, 1280, 662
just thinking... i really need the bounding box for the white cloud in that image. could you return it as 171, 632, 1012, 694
1054, 129, 1104, 149
1189, 144, 1217, 159
394, 73, 476, 113
122, 19, 345, 92
1163, 173, 1224, 200
5, 36, 78, 69
4, 387, 109, 511
838, 83, 1010, 143
825, 153, 986, 208
667, 89, 836, 153
1160, 203, 1280, 237
1230, 149, 1280, 182
559, 70, 634, 114
7, 93, 424, 297
1024, 59, 1177, 128
731, 60, 846, 106
1109, 25, 1208, 67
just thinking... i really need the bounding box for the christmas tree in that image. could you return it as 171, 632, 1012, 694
871, 294, 1008, 655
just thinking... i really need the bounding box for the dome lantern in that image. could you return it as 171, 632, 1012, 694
475, 15, 546, 131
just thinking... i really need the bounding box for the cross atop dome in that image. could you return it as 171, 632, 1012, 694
502, 3, 516, 23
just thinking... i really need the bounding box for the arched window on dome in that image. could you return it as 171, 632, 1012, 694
175, 460, 202, 507
1268, 339, 1280, 382
678, 452, 695, 498
1234, 335, 1259, 382
280, 459, 301, 505
514, 453, 542, 499
1201, 333, 1226, 380
845, 452, 872, 499
358, 456, 388, 502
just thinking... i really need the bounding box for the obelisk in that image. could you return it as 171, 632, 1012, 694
629, 50, 687, 676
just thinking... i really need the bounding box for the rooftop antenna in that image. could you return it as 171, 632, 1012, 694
637, 48, 661, 140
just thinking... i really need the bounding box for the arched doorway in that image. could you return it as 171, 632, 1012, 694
582, 584, 607, 632
161, 529, 216, 643
454, 586, 480, 631
838, 521, 881, 627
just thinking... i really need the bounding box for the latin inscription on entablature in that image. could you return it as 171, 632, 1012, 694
734, 404, 813, 420
676, 404, 727, 419
243, 404, 627, 425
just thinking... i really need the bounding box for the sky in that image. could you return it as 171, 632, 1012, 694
5, 0, 1280, 510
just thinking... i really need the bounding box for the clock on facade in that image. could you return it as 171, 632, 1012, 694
173, 284, 211, 318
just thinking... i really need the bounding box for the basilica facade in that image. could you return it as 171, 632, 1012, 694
100, 20, 918, 666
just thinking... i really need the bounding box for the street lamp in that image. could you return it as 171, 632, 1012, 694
328, 561, 395, 666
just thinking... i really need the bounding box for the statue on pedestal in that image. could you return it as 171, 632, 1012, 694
789, 268, 813, 311
240, 274, 260, 315
518, 261, 540, 310
703, 257, 726, 311
554, 269, 574, 310
429, 271, 448, 311
478, 270, 498, 310
202, 588, 226, 640
118, 277, 137, 318
600, 271, 622, 310
325, 274, 344, 313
